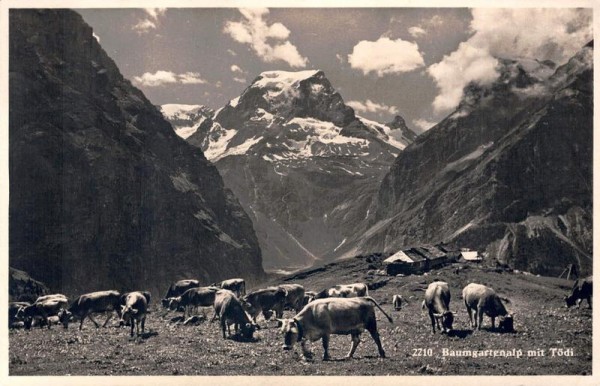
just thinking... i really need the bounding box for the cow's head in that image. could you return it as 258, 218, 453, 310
436, 311, 454, 333
120, 305, 138, 325
498, 314, 514, 332
564, 295, 577, 308
279, 318, 301, 350
161, 298, 170, 308
240, 322, 258, 339
240, 299, 257, 316
58, 309, 72, 329
168, 297, 181, 311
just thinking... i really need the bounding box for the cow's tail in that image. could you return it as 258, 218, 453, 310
365, 297, 393, 324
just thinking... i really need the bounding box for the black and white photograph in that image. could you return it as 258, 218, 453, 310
3, 1, 596, 383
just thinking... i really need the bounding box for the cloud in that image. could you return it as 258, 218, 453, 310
348, 37, 424, 76
133, 8, 167, 34
335, 53, 344, 64
132, 70, 207, 87
227, 49, 237, 56
231, 64, 244, 73
233, 77, 247, 84
428, 8, 592, 113
408, 27, 426, 38
224, 8, 308, 68
347, 99, 399, 116
413, 118, 437, 132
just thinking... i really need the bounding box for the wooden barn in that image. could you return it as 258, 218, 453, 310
384, 244, 454, 275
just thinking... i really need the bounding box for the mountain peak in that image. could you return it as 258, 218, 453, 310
253, 69, 323, 89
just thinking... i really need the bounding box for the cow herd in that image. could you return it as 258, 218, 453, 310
8, 275, 593, 362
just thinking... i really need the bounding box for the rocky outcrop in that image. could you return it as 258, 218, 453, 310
9, 268, 49, 303
344, 43, 593, 276
9, 10, 265, 297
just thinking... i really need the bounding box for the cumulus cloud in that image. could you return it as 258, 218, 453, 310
428, 8, 592, 113
224, 8, 308, 68
132, 70, 207, 87
348, 37, 424, 76
231, 64, 244, 73
408, 26, 426, 38
347, 99, 399, 116
413, 118, 437, 132
233, 77, 247, 84
133, 8, 167, 34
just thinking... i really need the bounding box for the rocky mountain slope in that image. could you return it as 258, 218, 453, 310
173, 70, 416, 271
9, 9, 265, 297
340, 42, 593, 276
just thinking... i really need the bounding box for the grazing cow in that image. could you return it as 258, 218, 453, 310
279, 284, 306, 313
422, 281, 454, 334
315, 283, 369, 299
279, 297, 393, 361
392, 295, 403, 311
214, 289, 258, 339
169, 287, 218, 319
9, 302, 30, 328
463, 283, 514, 332
62, 290, 121, 330
219, 278, 246, 297
242, 287, 288, 323
565, 276, 593, 309
120, 292, 148, 336
162, 279, 200, 308
303, 291, 317, 307
121, 291, 151, 308
21, 298, 68, 329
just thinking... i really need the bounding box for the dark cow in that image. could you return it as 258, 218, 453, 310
219, 278, 246, 298
565, 276, 593, 309
62, 290, 121, 330
422, 281, 454, 334
463, 283, 514, 332
214, 289, 258, 339
242, 287, 288, 324
162, 279, 200, 308
392, 295, 403, 311
279, 284, 306, 313
169, 287, 218, 319
9, 302, 30, 328
21, 298, 68, 329
279, 297, 393, 361
315, 283, 369, 299
120, 292, 148, 336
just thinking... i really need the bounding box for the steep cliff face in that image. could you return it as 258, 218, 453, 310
175, 70, 415, 271
9, 9, 265, 297
346, 43, 593, 276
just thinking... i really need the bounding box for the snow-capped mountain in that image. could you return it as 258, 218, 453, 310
160, 104, 214, 139
169, 70, 417, 271
338, 41, 593, 277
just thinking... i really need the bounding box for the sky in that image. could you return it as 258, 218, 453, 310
76, 8, 592, 133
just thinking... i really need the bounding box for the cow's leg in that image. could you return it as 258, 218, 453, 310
477, 308, 484, 330
221, 319, 227, 339
102, 312, 113, 328
79, 314, 86, 330
321, 335, 331, 361
300, 340, 312, 360
367, 321, 386, 358
491, 317, 496, 330
141, 316, 145, 333
346, 333, 361, 359
587, 296, 592, 309
428, 311, 436, 333
130, 320, 135, 336
465, 305, 474, 328
89, 314, 101, 328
